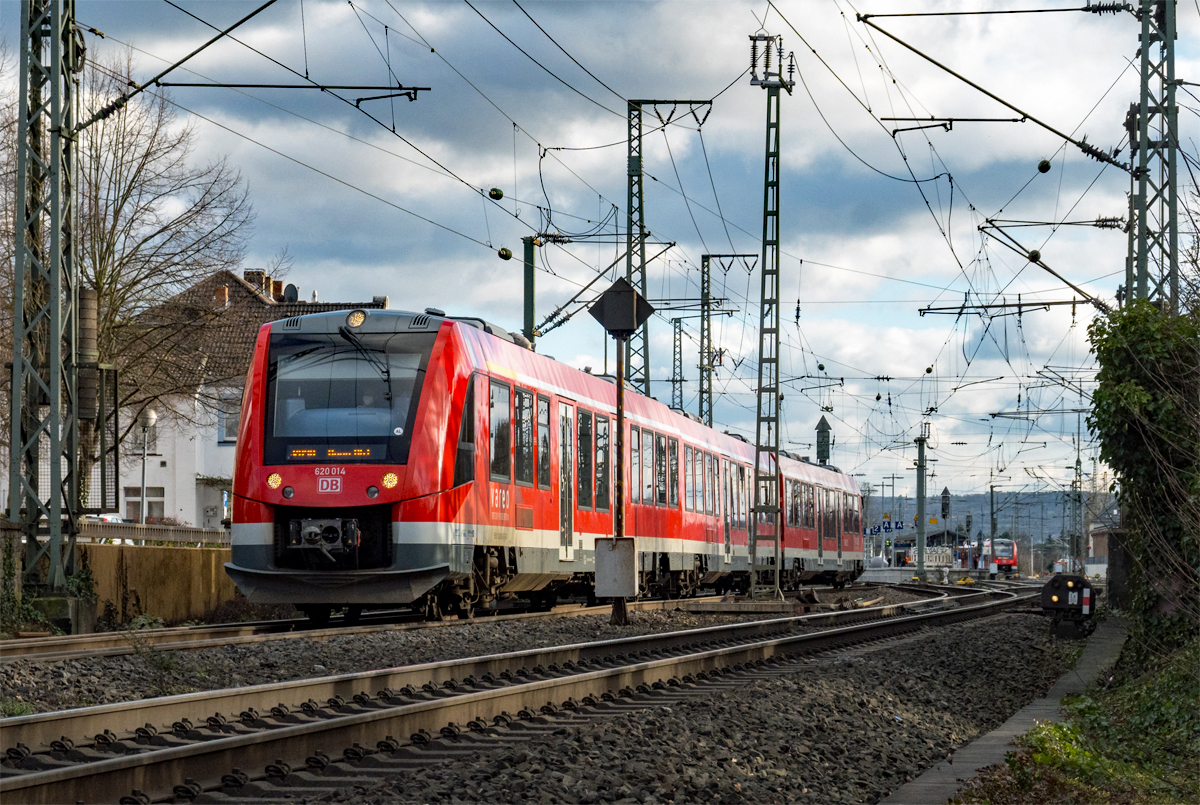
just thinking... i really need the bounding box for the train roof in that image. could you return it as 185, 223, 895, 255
269, 308, 859, 494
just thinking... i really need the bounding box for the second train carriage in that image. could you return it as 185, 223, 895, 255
226, 308, 863, 621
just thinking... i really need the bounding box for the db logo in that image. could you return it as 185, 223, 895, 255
317, 477, 342, 494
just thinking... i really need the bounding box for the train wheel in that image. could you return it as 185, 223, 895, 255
302, 605, 332, 628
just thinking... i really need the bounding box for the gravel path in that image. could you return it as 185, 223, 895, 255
0, 586, 921, 714
307, 613, 1074, 805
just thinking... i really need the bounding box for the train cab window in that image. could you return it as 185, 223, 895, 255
684, 446, 695, 511
514, 388, 534, 486
630, 427, 641, 504
577, 410, 593, 510
700, 453, 710, 515
536, 396, 551, 489
452, 377, 476, 487
655, 434, 668, 506
594, 415, 610, 511
668, 438, 680, 508
642, 429, 655, 504
489, 380, 512, 482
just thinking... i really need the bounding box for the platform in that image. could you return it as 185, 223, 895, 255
882, 615, 1128, 804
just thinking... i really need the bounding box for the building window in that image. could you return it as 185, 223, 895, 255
514, 388, 534, 485
594, 415, 610, 511
489, 379, 511, 482
218, 395, 241, 443
537, 396, 551, 489
125, 486, 165, 522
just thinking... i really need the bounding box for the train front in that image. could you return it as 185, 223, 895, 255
225, 309, 450, 618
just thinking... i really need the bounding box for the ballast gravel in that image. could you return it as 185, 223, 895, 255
1, 586, 918, 714
308, 614, 1076, 805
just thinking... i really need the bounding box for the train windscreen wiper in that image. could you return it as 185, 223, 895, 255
337, 326, 393, 403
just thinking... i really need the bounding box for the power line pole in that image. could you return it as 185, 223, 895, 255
670, 318, 684, 410
698, 254, 754, 426
1126, 0, 1178, 312
915, 423, 928, 580
748, 34, 794, 600
625, 99, 711, 396
11, 0, 83, 591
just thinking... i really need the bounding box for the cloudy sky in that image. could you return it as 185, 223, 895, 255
6, 0, 1197, 518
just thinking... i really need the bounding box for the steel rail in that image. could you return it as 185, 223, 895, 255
1, 589, 1020, 803
0, 588, 955, 751
0, 596, 730, 663
0, 587, 1012, 801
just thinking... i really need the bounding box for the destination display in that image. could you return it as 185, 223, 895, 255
288, 446, 375, 460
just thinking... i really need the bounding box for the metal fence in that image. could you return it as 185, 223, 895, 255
77, 521, 230, 546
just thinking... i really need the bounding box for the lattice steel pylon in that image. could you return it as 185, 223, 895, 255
9, 0, 83, 590
1125, 0, 1178, 313
670, 318, 684, 410
699, 254, 754, 426
748, 34, 794, 600
625, 99, 711, 397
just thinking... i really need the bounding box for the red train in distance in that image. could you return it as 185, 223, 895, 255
986, 538, 1018, 577
226, 307, 864, 623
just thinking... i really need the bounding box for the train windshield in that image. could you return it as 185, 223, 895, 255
263, 331, 436, 464
994, 541, 1014, 557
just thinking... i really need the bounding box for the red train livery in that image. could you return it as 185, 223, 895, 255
227, 308, 863, 622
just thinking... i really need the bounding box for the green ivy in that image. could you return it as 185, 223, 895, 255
1088, 301, 1200, 665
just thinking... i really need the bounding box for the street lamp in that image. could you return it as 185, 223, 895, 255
138, 409, 157, 525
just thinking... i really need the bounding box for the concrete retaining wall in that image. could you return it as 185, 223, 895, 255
79, 543, 236, 624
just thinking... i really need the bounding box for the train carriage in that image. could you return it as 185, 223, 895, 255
226, 308, 862, 622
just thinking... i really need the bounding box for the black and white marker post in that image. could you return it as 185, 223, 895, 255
589, 279, 655, 626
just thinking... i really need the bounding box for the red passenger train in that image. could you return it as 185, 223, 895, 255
226, 308, 863, 622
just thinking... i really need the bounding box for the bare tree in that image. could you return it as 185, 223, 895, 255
78, 50, 254, 432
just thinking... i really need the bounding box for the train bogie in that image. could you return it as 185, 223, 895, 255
227, 309, 864, 620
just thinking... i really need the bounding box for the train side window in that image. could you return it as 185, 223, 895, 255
452, 376, 476, 487
704, 453, 714, 515
793, 481, 802, 527
536, 396, 551, 489
642, 429, 654, 504
783, 480, 793, 526
803, 483, 814, 528
655, 434, 668, 506
668, 438, 679, 508
694, 449, 704, 514
594, 415, 610, 511
630, 427, 641, 504
684, 445, 694, 511
489, 379, 512, 482
577, 410, 593, 510
738, 466, 747, 530
514, 388, 534, 486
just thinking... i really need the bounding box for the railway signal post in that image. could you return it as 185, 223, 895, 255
589, 278, 654, 625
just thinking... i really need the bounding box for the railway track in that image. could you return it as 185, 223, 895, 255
0, 585, 1025, 804
0, 583, 905, 663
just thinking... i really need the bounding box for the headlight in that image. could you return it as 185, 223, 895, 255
381, 472, 398, 489
267, 473, 282, 489
346, 310, 366, 327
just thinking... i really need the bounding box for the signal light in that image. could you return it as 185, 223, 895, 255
1067, 580, 1074, 588
381, 472, 399, 489
346, 310, 366, 328
1051, 595, 1059, 603
267, 473, 282, 489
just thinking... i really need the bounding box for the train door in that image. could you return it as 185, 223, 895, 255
558, 402, 575, 562
721, 459, 732, 560
837, 492, 844, 567
816, 487, 824, 566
